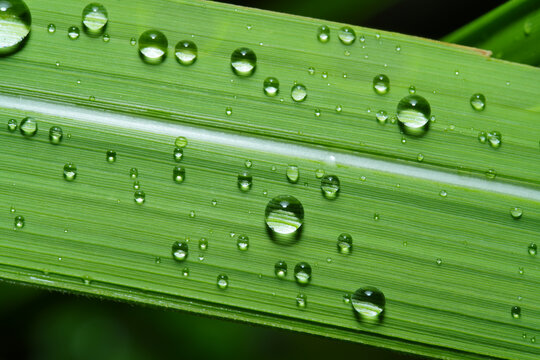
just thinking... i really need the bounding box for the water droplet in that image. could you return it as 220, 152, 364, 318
47, 23, 56, 33
63, 162, 77, 181
417, 153, 424, 162
376, 110, 388, 124
294, 262, 312, 285
217, 274, 229, 289
510, 207, 523, 219
130, 37, 136, 46
10, 205, 15, 213
244, 159, 252, 168
14, 215, 25, 229
48, 126, 63, 144
89, 95, 95, 101
19, 116, 37, 136
82, 3, 108, 36
373, 74, 390, 95
436, 258, 442, 265
134, 190, 145, 204
230, 47, 256, 76
296, 293, 307, 308
439, 190, 447, 197
138, 29, 168, 64
408, 85, 416, 94
236, 234, 249, 250
173, 166, 185, 183
274, 260, 287, 278
487, 131, 502, 148
170, 148, 184, 163
7, 119, 17, 132
519, 267, 525, 275
397, 95, 431, 136
263, 77, 279, 96
291, 84, 307, 102
343, 293, 351, 304
106, 150, 117, 163
511, 306, 521, 319
337, 233, 353, 254
315, 168, 325, 179
237, 171, 252, 192
335, 105, 342, 113
174, 136, 187, 148
528, 243, 537, 256
351, 287, 385, 321
531, 336, 536, 343
171, 241, 188, 261
320, 175, 340, 199
0, 0, 31, 56
485, 169, 497, 179
211, 199, 217, 206
133, 181, 140, 190
373, 213, 380, 221
338, 26, 356, 45
317, 25, 330, 43
199, 238, 208, 250
314, 108, 321, 117
321, 71, 328, 79
102, 33, 110, 42
174, 40, 197, 65
286, 165, 299, 184
265, 195, 304, 236
182, 267, 189, 276
478, 131, 487, 144
129, 168, 138, 179
154, 257, 161, 264
189, 210, 195, 218
470, 93, 486, 111
395, 45, 401, 52
68, 26, 80, 40
225, 106, 233, 116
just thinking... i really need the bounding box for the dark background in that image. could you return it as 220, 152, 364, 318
1, 1, 505, 359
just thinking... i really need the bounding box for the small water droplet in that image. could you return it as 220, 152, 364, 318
511, 306, 521, 319
321, 71, 328, 79
231, 47, 256, 76
408, 85, 416, 94
528, 243, 537, 256
236, 234, 249, 250
189, 210, 195, 218
265, 195, 304, 236
171, 241, 188, 261
315, 169, 325, 179
373, 74, 390, 95
519, 267, 524, 275
82, 3, 108, 36
317, 25, 330, 43
199, 238, 208, 250
320, 175, 340, 199
470, 93, 486, 111
47, 23, 56, 33
296, 293, 307, 308
286, 165, 299, 184
417, 153, 424, 162
436, 258, 442, 265
175, 40, 197, 65
172, 147, 184, 162
439, 190, 447, 197
154, 257, 161, 264
138, 29, 168, 64
7, 119, 17, 132
397, 95, 431, 136
182, 267, 189, 276
19, 117, 37, 136
294, 262, 312, 285
395, 45, 401, 52
335, 104, 342, 113
68, 26, 80, 40
531, 336, 536, 343
376, 110, 388, 124
106, 150, 117, 163
352, 287, 385, 321
314, 108, 321, 117
373, 213, 380, 221
130, 37, 136, 46
14, 215, 25, 229
134, 190, 145, 204
291, 84, 307, 102
0, 0, 31, 56
211, 199, 217, 206
217, 274, 229, 289
102, 33, 110, 42
48, 126, 63, 144
133, 181, 140, 190
89, 95, 95, 101
173, 166, 186, 183
337, 233, 353, 254
9, 205, 15, 213
510, 207, 523, 219
487, 131, 502, 148
129, 167, 138, 179
244, 159, 252, 168
263, 77, 279, 96
174, 136, 187, 148
485, 169, 497, 179
342, 293, 351, 304
237, 171, 252, 192
338, 26, 356, 45
225, 106, 233, 116
274, 260, 287, 278
478, 131, 487, 144
63, 162, 77, 181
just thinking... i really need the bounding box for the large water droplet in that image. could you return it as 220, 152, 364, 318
294, 262, 312, 285
63, 163, 77, 181
237, 171, 252, 192
68, 26, 80, 40
134, 190, 145, 204
274, 260, 287, 278
217, 274, 229, 289
48, 126, 63, 145
106, 150, 117, 163
337, 233, 353, 254
351, 286, 386, 321
230, 47, 256, 76
510, 207, 523, 219
487, 131, 502, 148
173, 166, 186, 183
263, 77, 279, 96
291, 84, 307, 102
19, 116, 37, 136
7, 119, 17, 132
317, 25, 330, 43
397, 95, 431, 136
265, 195, 304, 236
81, 3, 108, 36
175, 40, 197, 65
511, 306, 521, 319
171, 241, 188, 261
470, 93, 486, 111
236, 234, 249, 250
138, 29, 168, 64
321, 175, 340, 199
373, 74, 390, 95
286, 165, 299, 184
14, 215, 25, 229
338, 26, 356, 45
528, 243, 537, 256
173, 147, 184, 162
0, 0, 31, 56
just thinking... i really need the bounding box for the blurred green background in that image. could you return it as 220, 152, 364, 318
1, 1, 505, 359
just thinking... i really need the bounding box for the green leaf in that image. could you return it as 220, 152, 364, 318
1, 1, 539, 359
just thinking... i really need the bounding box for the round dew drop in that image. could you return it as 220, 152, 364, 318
373, 74, 390, 95
63, 163, 77, 181
174, 136, 188, 148
376, 110, 388, 124
19, 116, 37, 136
68, 26, 80, 40
171, 241, 189, 261
48, 126, 63, 144
263, 77, 279, 96
478, 131, 487, 144
134, 190, 145, 204
291, 84, 307, 102
173, 166, 186, 183
351, 286, 386, 321
0, 0, 31, 56
7, 119, 18, 132
470, 93, 486, 111
14, 215, 25, 229
286, 165, 299, 184
274, 260, 287, 278
511, 306, 521, 319
230, 47, 257, 76
129, 167, 138, 179
237, 171, 252, 192
397, 94, 431, 136
138, 29, 168, 64
296, 293, 307, 308
510, 207, 523, 219
317, 25, 330, 43
528, 243, 537, 256
106, 150, 117, 163
265, 195, 304, 236
337, 233, 353, 254
47, 23, 56, 33
81, 3, 108, 36
338, 26, 356, 45
217, 274, 229, 289
199, 238, 208, 251
236, 235, 249, 250
320, 175, 340, 199
294, 262, 312, 285
173, 147, 184, 162
487, 131, 502, 148
175, 40, 198, 65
